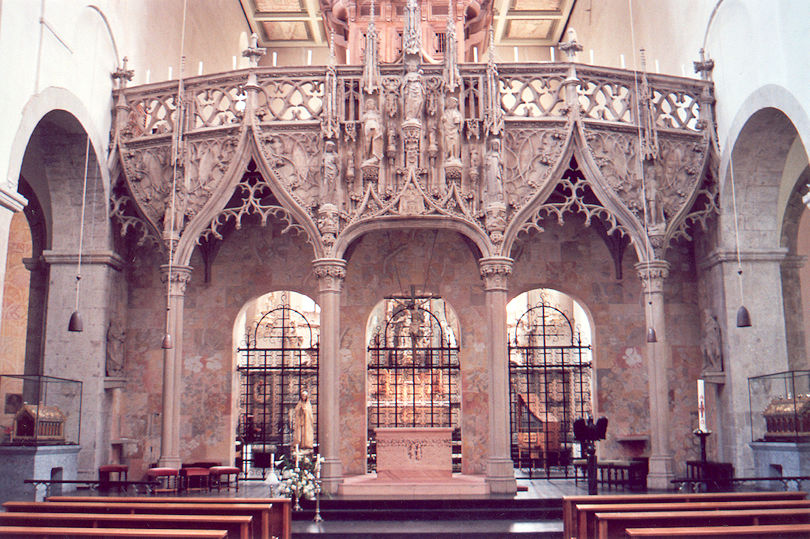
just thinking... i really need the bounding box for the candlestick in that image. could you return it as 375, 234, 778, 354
697, 379, 707, 432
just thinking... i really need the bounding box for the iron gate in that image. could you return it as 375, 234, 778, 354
237, 301, 318, 477
509, 300, 592, 478
367, 298, 461, 472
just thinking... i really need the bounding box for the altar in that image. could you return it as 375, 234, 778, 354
375, 427, 453, 480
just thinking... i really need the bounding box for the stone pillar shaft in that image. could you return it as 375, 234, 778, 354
314, 258, 346, 494
158, 264, 192, 468
0, 188, 27, 341
479, 256, 517, 494
636, 259, 674, 489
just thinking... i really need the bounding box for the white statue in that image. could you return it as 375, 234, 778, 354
441, 97, 463, 162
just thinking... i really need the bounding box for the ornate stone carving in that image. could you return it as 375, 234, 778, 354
362, 2, 381, 95
313, 258, 346, 293
502, 128, 568, 208
485, 202, 507, 244
402, 0, 422, 56
160, 265, 193, 297
635, 260, 670, 295
321, 140, 340, 206
105, 318, 126, 377
362, 99, 384, 167
317, 203, 340, 249
242, 33, 266, 67
441, 97, 463, 164
403, 62, 425, 123
479, 257, 513, 291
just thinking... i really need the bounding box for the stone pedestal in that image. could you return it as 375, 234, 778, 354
750, 441, 810, 479
0, 444, 80, 502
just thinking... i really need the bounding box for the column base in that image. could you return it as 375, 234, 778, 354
486, 457, 517, 494
646, 454, 675, 490
321, 457, 343, 495
158, 455, 182, 469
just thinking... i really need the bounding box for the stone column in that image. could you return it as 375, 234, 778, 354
158, 264, 192, 469
0, 187, 27, 341
42, 250, 125, 478
479, 256, 517, 494
635, 259, 675, 489
313, 258, 346, 494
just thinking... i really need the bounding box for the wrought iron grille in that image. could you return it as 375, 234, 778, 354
509, 301, 592, 479
236, 302, 318, 477
367, 298, 461, 472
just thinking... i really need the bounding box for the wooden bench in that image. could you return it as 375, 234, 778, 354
47, 496, 291, 539
595, 507, 810, 539
0, 512, 251, 539
3, 501, 283, 539
0, 527, 228, 538
625, 523, 810, 537
562, 491, 808, 539
574, 498, 810, 539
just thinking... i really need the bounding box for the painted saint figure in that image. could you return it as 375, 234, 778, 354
362, 99, 383, 166
291, 389, 315, 449
441, 97, 463, 162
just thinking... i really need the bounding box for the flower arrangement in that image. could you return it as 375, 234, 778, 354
275, 449, 322, 507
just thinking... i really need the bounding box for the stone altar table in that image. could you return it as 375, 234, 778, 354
375, 427, 453, 480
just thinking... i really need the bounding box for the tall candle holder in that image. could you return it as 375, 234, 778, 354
313, 479, 323, 522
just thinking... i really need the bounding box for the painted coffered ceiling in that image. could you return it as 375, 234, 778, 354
239, 0, 576, 48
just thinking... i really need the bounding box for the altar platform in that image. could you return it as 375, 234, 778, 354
338, 471, 489, 497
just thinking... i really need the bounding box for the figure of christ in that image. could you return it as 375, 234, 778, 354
362, 99, 384, 166
403, 63, 425, 121
291, 389, 315, 450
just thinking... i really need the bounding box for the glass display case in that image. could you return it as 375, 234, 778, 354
0, 374, 82, 445
748, 370, 810, 443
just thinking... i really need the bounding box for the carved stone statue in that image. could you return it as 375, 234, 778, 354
362, 99, 384, 166
291, 389, 315, 449
105, 319, 126, 377
701, 310, 723, 373
321, 140, 339, 204
403, 62, 425, 122
441, 97, 463, 162
483, 137, 505, 206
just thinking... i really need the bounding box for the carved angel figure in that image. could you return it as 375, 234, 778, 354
441, 97, 463, 162
362, 99, 384, 166
403, 63, 425, 121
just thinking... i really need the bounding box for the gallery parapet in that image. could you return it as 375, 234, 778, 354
114, 62, 714, 141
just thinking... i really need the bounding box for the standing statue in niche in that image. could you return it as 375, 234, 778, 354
403, 62, 425, 122
362, 99, 384, 167
441, 97, 463, 163
321, 140, 339, 204
483, 137, 505, 205
291, 389, 315, 450
701, 310, 723, 373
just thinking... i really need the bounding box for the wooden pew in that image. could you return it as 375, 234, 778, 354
3, 501, 280, 539
575, 499, 810, 539
47, 496, 291, 539
625, 523, 810, 537
0, 512, 251, 539
0, 527, 228, 538
595, 507, 810, 539
562, 491, 808, 539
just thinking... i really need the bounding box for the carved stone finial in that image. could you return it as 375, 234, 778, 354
558, 28, 583, 62
639, 50, 659, 162
442, 7, 461, 92
484, 26, 503, 137
693, 48, 715, 80
322, 30, 340, 140
362, 6, 381, 94
112, 56, 135, 89
242, 32, 266, 67
403, 0, 422, 57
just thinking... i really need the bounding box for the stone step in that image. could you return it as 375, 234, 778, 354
292, 519, 564, 538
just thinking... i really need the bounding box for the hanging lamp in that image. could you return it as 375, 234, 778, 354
729, 156, 751, 327
69, 135, 92, 332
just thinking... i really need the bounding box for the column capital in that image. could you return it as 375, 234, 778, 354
160, 264, 193, 296
635, 259, 670, 282
43, 250, 126, 271
313, 258, 346, 293
479, 256, 513, 291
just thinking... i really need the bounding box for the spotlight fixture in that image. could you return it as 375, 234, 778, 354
161, 333, 174, 349
68, 311, 84, 332
736, 305, 752, 328
646, 327, 657, 343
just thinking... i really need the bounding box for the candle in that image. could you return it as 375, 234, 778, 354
697, 379, 707, 432
513, 46, 519, 62
272, 51, 277, 66
145, 69, 151, 84
589, 49, 594, 64
473, 47, 478, 63
295, 444, 299, 468
620, 54, 625, 69
270, 453, 275, 469
550, 47, 555, 62
232, 55, 237, 70
315, 455, 322, 479
655, 59, 660, 73
307, 49, 312, 65
168, 66, 173, 80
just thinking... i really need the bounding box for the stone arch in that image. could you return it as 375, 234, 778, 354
8, 87, 112, 205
